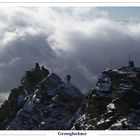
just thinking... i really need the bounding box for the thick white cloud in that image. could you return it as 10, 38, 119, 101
0, 7, 140, 104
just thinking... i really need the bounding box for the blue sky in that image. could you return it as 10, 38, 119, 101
53, 7, 140, 21
99, 7, 140, 20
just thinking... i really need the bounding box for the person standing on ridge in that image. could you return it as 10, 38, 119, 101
35, 63, 41, 71
65, 74, 71, 84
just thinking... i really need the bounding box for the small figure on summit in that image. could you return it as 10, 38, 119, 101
65, 74, 71, 84
35, 63, 41, 71
127, 60, 136, 72
21, 63, 43, 93
128, 61, 135, 68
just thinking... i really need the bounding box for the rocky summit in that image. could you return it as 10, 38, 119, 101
0, 63, 83, 130
1, 61, 140, 130
68, 61, 140, 130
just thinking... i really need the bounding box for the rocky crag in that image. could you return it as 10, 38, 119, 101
1, 61, 140, 130
68, 61, 140, 130
0, 63, 83, 130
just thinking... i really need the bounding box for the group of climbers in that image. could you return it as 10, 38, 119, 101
21, 63, 50, 93
21, 62, 72, 93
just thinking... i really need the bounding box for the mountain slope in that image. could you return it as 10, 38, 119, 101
0, 64, 84, 130
68, 62, 140, 130
1, 61, 140, 130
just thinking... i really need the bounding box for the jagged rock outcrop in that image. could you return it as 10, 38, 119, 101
7, 83, 83, 130
1, 61, 140, 130
68, 62, 140, 130
0, 64, 84, 130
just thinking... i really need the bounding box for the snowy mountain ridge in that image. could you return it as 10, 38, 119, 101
1, 61, 140, 130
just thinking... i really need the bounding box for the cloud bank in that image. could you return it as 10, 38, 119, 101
1, 7, 140, 104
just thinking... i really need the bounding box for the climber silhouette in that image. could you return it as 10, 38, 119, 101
35, 62, 41, 71
65, 74, 71, 84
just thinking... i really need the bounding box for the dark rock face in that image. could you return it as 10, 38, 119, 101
67, 90, 118, 130
7, 83, 83, 129
1, 62, 140, 130
0, 65, 84, 130
68, 65, 140, 130
6, 82, 84, 130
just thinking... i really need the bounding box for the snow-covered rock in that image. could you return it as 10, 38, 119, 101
68, 65, 140, 130
1, 62, 140, 130
4, 73, 84, 130
0, 64, 84, 130
96, 73, 111, 92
